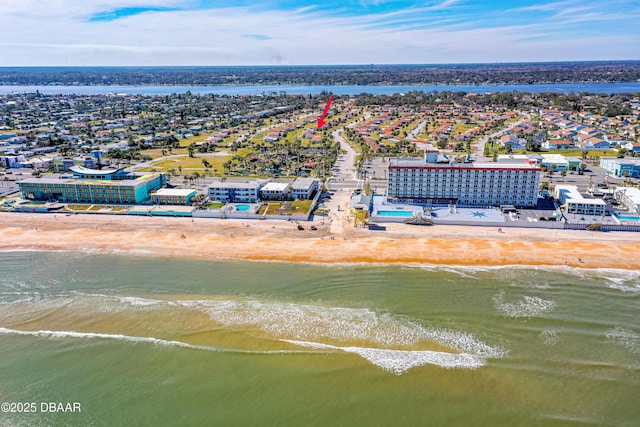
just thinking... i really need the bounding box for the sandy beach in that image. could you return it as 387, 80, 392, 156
1, 210, 640, 270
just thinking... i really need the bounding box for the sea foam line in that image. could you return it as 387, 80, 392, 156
0, 327, 311, 355
282, 339, 485, 375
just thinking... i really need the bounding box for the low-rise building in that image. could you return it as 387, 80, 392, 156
553, 185, 606, 216
152, 188, 197, 205
260, 182, 291, 201
600, 158, 640, 178
208, 180, 262, 203
540, 154, 569, 171
291, 177, 319, 200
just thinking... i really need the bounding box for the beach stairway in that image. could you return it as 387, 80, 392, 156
403, 214, 434, 226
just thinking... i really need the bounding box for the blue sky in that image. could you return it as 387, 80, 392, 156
0, 0, 638, 66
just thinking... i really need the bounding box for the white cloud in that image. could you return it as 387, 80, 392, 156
0, 1, 637, 65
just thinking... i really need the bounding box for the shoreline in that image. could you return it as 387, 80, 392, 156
3, 212, 640, 270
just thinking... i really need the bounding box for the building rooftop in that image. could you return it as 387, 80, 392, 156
541, 154, 570, 163
261, 182, 291, 192
616, 187, 640, 204
292, 177, 318, 190
555, 185, 606, 205
389, 157, 539, 170
154, 188, 196, 196
209, 180, 262, 190
605, 158, 640, 166
19, 173, 161, 187
69, 165, 123, 175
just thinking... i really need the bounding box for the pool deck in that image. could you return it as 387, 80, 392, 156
371, 195, 506, 224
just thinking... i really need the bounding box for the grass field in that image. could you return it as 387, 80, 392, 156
140, 148, 188, 158
179, 133, 212, 147
258, 202, 282, 215
291, 199, 313, 213
153, 155, 231, 171
202, 201, 225, 209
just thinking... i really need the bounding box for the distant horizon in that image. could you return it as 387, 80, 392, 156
1, 1, 638, 66
1, 60, 640, 69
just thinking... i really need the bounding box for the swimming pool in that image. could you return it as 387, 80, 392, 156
235, 204, 252, 212
376, 210, 415, 217
613, 214, 640, 222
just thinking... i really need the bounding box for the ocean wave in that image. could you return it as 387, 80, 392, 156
0, 327, 215, 350
282, 339, 485, 375
540, 330, 560, 346
0, 327, 313, 355
493, 291, 555, 318
606, 327, 640, 354
179, 299, 502, 354
0, 295, 506, 375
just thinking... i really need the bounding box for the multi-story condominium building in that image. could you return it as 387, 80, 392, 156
291, 178, 319, 200
387, 150, 540, 207
208, 181, 262, 203
18, 172, 166, 204
553, 185, 606, 216
260, 182, 291, 201
600, 158, 640, 178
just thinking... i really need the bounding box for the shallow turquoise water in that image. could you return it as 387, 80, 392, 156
0, 251, 638, 426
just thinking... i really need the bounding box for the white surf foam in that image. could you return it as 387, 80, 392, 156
116, 296, 163, 307
493, 291, 555, 318
0, 327, 214, 350
0, 327, 315, 355
175, 299, 505, 375
603, 277, 640, 293
179, 299, 503, 356
540, 330, 559, 346
282, 340, 485, 374
605, 327, 640, 354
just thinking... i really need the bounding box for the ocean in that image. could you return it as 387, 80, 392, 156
0, 251, 638, 426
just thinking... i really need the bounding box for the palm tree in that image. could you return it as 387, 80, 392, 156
191, 171, 200, 185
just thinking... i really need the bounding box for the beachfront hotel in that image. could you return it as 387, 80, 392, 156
18, 167, 166, 204
387, 148, 540, 207
553, 185, 606, 216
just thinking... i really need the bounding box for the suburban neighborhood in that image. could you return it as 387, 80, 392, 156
1, 90, 639, 230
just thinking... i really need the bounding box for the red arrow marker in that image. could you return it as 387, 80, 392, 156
317, 96, 333, 129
